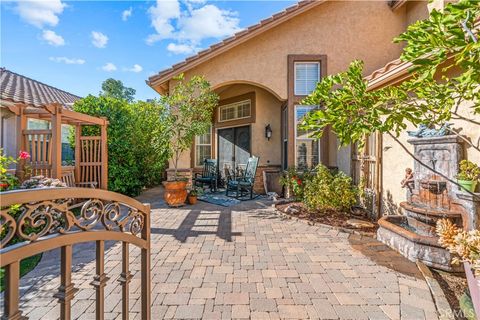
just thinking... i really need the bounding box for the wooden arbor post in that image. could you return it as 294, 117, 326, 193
14, 104, 27, 181
100, 117, 108, 190
50, 103, 63, 179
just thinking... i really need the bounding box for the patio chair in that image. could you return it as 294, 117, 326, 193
193, 159, 218, 192
226, 156, 259, 200
61, 171, 97, 188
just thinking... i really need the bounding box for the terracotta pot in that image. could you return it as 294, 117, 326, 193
464, 262, 480, 319
164, 181, 188, 207
188, 195, 198, 205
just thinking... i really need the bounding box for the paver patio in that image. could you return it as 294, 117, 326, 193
4, 187, 439, 319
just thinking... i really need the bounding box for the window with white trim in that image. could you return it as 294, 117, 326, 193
295, 105, 320, 169
195, 126, 212, 167
294, 62, 320, 96
219, 100, 251, 122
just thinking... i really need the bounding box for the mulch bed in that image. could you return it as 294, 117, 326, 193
275, 201, 379, 234
431, 269, 469, 320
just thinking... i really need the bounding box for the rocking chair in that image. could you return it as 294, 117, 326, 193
193, 159, 218, 192
226, 156, 259, 200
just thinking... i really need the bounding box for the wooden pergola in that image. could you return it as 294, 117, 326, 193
8, 103, 109, 189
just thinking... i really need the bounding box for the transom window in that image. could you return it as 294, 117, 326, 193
219, 100, 251, 122
195, 126, 212, 167
295, 105, 320, 169
294, 62, 320, 96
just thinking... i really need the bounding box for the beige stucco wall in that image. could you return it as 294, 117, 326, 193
166, 0, 416, 171
170, 83, 283, 169
171, 1, 408, 100
381, 101, 480, 214
405, 1, 430, 27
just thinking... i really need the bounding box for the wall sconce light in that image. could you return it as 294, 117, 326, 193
265, 124, 272, 140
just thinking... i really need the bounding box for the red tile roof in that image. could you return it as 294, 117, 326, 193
147, 0, 324, 90
1, 67, 81, 109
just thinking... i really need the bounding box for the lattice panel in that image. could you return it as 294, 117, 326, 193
79, 136, 102, 187
23, 129, 52, 177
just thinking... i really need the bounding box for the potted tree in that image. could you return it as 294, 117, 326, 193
162, 74, 218, 207
457, 160, 480, 193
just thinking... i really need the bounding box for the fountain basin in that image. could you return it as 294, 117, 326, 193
400, 202, 463, 226
377, 215, 463, 272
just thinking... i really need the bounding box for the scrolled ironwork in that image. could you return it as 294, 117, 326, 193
0, 208, 17, 248
0, 196, 146, 249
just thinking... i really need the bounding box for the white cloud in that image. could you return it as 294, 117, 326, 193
49, 56, 85, 64
147, 0, 180, 42
16, 0, 66, 28
42, 30, 65, 46
122, 7, 132, 21
146, 0, 241, 54
102, 62, 117, 72
91, 31, 108, 48
124, 64, 143, 73
167, 43, 197, 54
176, 5, 240, 43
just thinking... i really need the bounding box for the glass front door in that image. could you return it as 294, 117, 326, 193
218, 126, 251, 180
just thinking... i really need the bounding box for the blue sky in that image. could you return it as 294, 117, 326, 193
1, 0, 296, 101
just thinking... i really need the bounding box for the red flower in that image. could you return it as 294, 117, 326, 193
19, 151, 30, 160
0, 183, 9, 189
297, 179, 302, 185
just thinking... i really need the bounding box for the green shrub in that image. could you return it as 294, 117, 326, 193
73, 95, 170, 196
303, 164, 358, 212
279, 167, 313, 201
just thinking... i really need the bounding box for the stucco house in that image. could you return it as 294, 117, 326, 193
147, 0, 478, 215
0, 68, 81, 163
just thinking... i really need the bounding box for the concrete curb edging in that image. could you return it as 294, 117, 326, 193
416, 261, 454, 320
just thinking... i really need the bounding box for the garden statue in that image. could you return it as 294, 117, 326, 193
407, 123, 453, 137
400, 168, 414, 189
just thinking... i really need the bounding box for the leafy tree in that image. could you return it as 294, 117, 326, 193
100, 78, 136, 103
73, 96, 170, 196
162, 74, 219, 179
301, 0, 479, 193
302, 0, 479, 147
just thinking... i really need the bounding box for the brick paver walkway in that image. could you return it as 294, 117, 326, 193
7, 187, 439, 319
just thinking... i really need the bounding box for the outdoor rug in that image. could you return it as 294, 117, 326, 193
198, 193, 241, 207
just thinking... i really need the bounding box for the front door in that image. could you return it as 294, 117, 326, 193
218, 126, 251, 179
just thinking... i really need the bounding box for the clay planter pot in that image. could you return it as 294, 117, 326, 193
164, 181, 188, 207
188, 195, 198, 205
464, 262, 480, 318
457, 179, 477, 193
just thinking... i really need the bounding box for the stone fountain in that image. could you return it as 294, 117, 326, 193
377, 135, 480, 272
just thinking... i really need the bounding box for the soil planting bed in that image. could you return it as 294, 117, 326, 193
431, 269, 469, 320
275, 201, 378, 234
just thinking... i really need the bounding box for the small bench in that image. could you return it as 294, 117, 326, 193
61, 171, 97, 188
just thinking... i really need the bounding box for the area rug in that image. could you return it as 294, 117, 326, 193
198, 193, 241, 207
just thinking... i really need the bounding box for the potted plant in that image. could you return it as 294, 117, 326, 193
187, 188, 198, 205
162, 74, 218, 207
457, 160, 480, 192
437, 219, 480, 318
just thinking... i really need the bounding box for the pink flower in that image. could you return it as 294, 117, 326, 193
19, 151, 30, 160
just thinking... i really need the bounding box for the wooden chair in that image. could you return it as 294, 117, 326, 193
226, 156, 259, 200
61, 171, 97, 188
193, 159, 218, 192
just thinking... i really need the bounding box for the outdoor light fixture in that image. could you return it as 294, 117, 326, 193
265, 124, 272, 140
